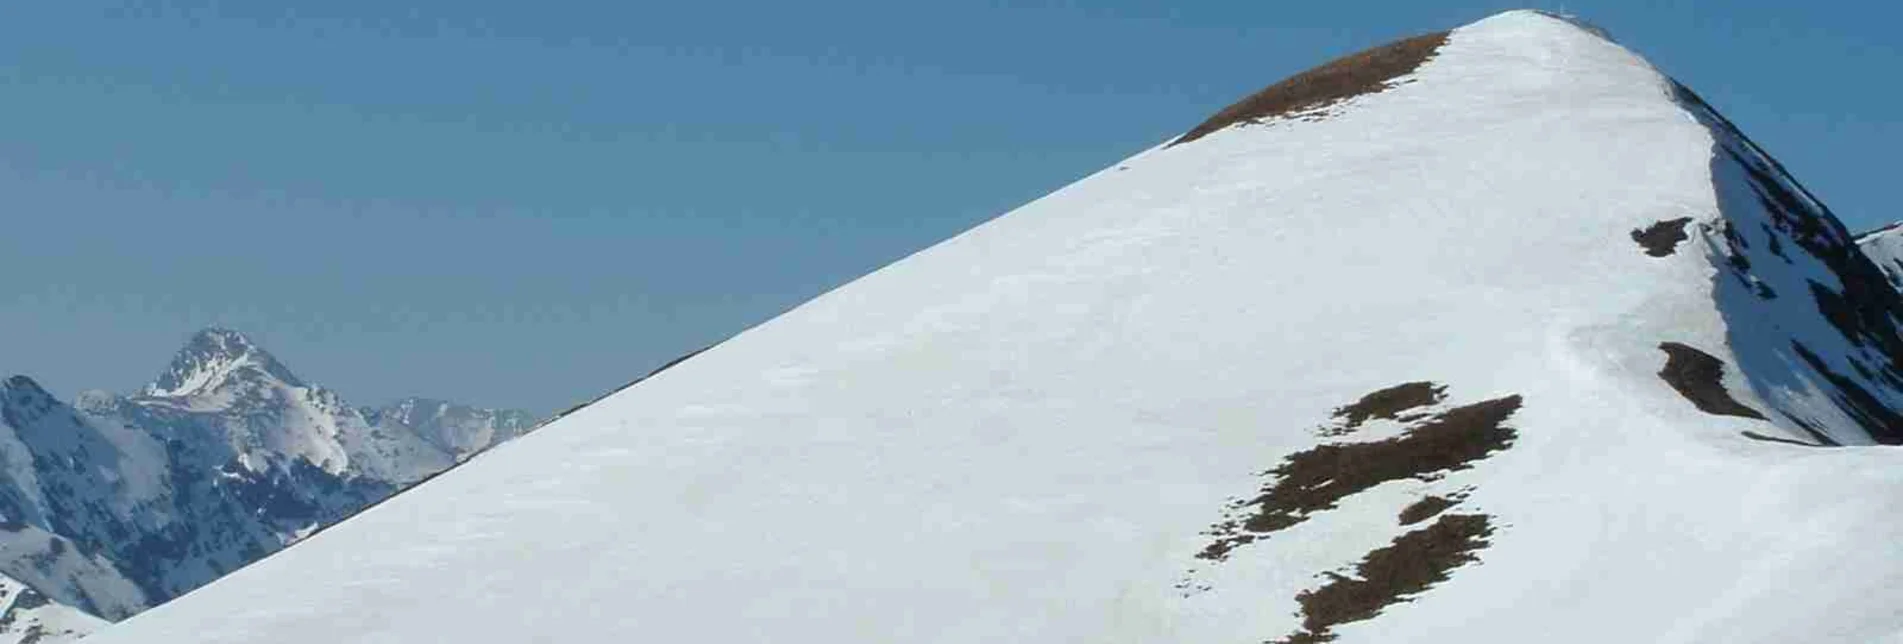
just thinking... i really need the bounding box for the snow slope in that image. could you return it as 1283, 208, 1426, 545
89, 11, 1903, 643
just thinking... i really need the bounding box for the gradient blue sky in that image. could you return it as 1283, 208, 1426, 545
3, 1, 1898, 414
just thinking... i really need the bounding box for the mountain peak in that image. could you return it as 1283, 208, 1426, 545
141, 328, 303, 398
1857, 222, 1903, 292
78, 9, 1903, 643
0, 375, 55, 420
1171, 9, 1616, 147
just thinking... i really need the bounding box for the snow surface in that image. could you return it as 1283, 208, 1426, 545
88, 10, 1903, 643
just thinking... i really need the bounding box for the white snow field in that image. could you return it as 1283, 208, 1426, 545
90, 10, 1903, 643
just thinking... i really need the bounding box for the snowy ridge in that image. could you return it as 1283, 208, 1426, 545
1666, 88, 1903, 444
141, 328, 303, 399
1856, 222, 1903, 292
89, 11, 1903, 643
0, 329, 532, 621
131, 329, 451, 485
0, 378, 155, 620
0, 574, 107, 644
363, 398, 535, 462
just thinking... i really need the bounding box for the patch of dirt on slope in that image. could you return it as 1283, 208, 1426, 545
1171, 31, 1449, 146
1397, 494, 1460, 526
1275, 514, 1495, 644
1631, 218, 1694, 257
1656, 343, 1767, 420
1321, 381, 1447, 437
1197, 392, 1519, 562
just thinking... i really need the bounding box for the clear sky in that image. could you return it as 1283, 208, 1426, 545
2, 1, 1897, 414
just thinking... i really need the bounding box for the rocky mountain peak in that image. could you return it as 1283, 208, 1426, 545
140, 328, 303, 399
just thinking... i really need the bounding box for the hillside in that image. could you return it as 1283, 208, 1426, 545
89, 11, 1903, 643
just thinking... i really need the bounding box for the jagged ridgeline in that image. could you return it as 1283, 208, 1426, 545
0, 328, 533, 639
81, 10, 1903, 644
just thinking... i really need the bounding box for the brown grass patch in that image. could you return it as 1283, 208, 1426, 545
1397, 495, 1458, 525
1198, 394, 1519, 561
1275, 514, 1494, 644
1657, 343, 1767, 420
1631, 218, 1694, 257
1323, 381, 1446, 437
1171, 32, 1450, 146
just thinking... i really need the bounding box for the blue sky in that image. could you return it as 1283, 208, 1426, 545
2, 1, 1898, 414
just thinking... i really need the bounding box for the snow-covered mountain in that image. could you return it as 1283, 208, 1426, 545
1856, 222, 1903, 291
362, 398, 535, 463
87, 10, 1903, 643
0, 328, 532, 630
0, 573, 107, 644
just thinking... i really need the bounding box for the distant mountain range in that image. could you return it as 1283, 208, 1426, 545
0, 328, 532, 639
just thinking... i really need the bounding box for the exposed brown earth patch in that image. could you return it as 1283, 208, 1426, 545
1656, 343, 1767, 420
1275, 514, 1495, 644
1631, 218, 1694, 257
1322, 381, 1446, 437
1197, 393, 1519, 562
1171, 31, 1449, 146
1397, 495, 1458, 525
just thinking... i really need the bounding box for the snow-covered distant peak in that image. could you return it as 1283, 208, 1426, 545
1855, 221, 1903, 291
1855, 221, 1903, 245
141, 328, 303, 399
0, 574, 107, 643
0, 376, 53, 411
364, 397, 535, 461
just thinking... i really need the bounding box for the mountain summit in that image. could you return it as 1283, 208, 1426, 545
141, 328, 303, 399
88, 11, 1903, 643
